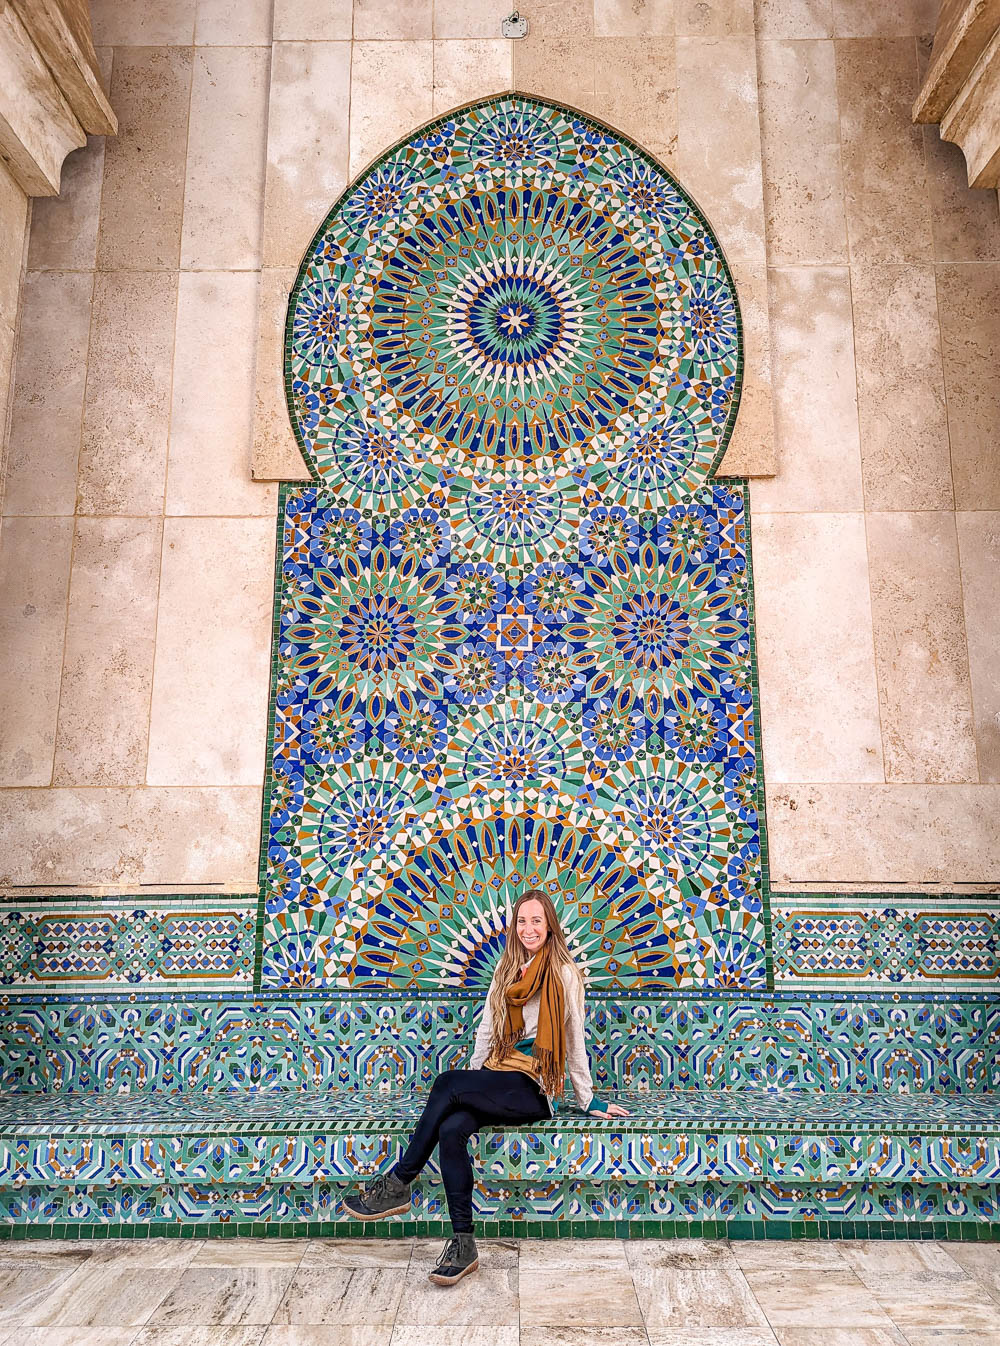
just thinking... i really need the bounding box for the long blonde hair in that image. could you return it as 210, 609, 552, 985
487, 889, 584, 1052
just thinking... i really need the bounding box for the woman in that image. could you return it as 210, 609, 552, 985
342, 888, 629, 1285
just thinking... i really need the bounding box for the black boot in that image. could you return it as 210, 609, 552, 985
341, 1169, 411, 1221
428, 1231, 480, 1286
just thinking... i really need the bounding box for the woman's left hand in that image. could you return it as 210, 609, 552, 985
590, 1102, 630, 1118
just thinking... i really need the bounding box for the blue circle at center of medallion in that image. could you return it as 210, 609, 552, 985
461, 273, 567, 367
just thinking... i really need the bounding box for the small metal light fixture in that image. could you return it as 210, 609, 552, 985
501, 9, 529, 38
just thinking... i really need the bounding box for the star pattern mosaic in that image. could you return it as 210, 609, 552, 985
262, 95, 765, 992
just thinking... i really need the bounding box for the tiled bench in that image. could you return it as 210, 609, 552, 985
3, 1087, 1000, 1241
2, 991, 999, 1240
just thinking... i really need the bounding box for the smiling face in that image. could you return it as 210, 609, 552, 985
515, 897, 549, 960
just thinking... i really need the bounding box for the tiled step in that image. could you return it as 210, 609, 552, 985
3, 1090, 1000, 1199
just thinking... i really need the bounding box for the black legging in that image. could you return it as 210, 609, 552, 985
392, 1068, 551, 1233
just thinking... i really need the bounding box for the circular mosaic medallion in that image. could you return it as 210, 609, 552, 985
287, 96, 741, 499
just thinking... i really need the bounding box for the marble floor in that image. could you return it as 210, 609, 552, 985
0, 1236, 999, 1344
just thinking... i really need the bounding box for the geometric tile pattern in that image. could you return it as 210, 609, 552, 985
3, 991, 999, 1096
0, 898, 256, 989
772, 894, 1000, 986
4, 1085, 1000, 1233
263, 93, 765, 991
1, 990, 998, 1234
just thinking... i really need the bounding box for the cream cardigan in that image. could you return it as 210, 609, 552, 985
468, 961, 604, 1114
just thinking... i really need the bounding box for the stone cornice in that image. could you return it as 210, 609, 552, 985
0, 0, 115, 197
914, 0, 1000, 189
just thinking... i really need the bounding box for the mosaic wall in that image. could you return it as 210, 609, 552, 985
2, 991, 998, 1095
262, 94, 766, 993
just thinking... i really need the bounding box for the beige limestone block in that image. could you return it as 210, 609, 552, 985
866, 1282, 1000, 1334
715, 261, 776, 478
26, 134, 105, 271
676, 0, 754, 34
391, 1267, 519, 1326
181, 47, 270, 271
917, 35, 1000, 261
146, 517, 276, 787
625, 1239, 741, 1270
0, 785, 263, 887
747, 267, 861, 510
168, 271, 278, 515
272, 0, 353, 40
395, 1329, 518, 1346
748, 512, 884, 783
831, 0, 940, 37
300, 1240, 414, 1268
0, 516, 73, 786
850, 263, 953, 511
923, 121, 1000, 262
520, 1240, 629, 1270
0, 169, 28, 326
591, 37, 677, 166
349, 42, 434, 180
354, 0, 432, 39
52, 517, 161, 787
251, 266, 311, 480
834, 38, 933, 263
78, 271, 179, 515
434, 0, 509, 38
432, 40, 511, 114
840, 1240, 977, 1287
90, 0, 196, 44
943, 1241, 1000, 1299
271, 1268, 405, 1326
594, 0, 674, 36
513, 36, 596, 108
676, 36, 766, 265
957, 511, 1000, 781
196, 0, 273, 44
192, 1240, 306, 1266
733, 1242, 852, 1272
736, 1269, 897, 1330
645, 1332, 781, 1346
262, 41, 350, 268
866, 511, 978, 783
519, 1269, 644, 1327
149, 1266, 297, 1326
936, 262, 1000, 509
522, 0, 596, 36
97, 46, 193, 271
263, 1329, 394, 1346
757, 39, 848, 266
756, 0, 833, 38
0, 319, 15, 475
632, 1267, 771, 1329
4, 270, 93, 517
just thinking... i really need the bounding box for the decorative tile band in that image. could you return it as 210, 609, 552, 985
771, 895, 1000, 987
0, 899, 257, 990
2, 1181, 999, 1232
2, 993, 997, 1094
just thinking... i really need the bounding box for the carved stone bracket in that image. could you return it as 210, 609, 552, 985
0, 0, 116, 197
914, 0, 1000, 189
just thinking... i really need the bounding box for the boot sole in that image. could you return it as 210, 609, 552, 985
340, 1200, 410, 1221
428, 1258, 480, 1286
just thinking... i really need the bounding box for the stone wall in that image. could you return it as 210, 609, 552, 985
1, 0, 998, 902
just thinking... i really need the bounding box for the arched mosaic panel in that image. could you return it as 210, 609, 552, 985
261, 95, 767, 992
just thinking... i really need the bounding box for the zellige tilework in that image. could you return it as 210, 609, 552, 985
264, 93, 765, 992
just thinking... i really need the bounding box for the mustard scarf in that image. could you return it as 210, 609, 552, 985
489, 944, 566, 1098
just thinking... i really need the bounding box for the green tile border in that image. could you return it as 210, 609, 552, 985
3, 1217, 1000, 1243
